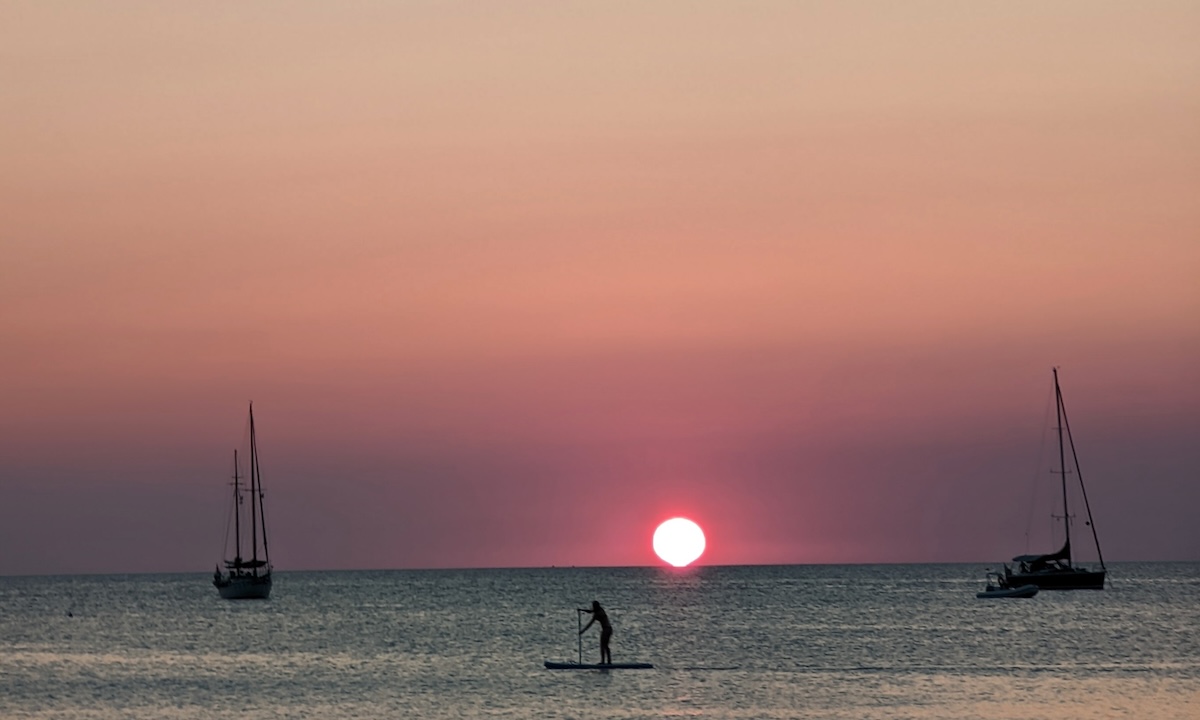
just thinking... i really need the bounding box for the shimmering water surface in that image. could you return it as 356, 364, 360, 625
1, 564, 1197, 719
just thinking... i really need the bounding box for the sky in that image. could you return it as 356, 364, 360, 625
1, 1, 1197, 575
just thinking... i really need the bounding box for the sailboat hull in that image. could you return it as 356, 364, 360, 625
215, 574, 272, 600
1005, 568, 1105, 590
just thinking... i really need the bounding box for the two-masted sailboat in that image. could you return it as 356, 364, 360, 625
213, 403, 273, 599
1003, 369, 1106, 590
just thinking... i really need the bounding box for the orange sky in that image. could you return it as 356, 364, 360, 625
1, 2, 1198, 574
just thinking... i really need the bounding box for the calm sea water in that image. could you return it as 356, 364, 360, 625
1, 564, 1196, 719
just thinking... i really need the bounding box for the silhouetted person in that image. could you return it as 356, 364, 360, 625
579, 600, 612, 664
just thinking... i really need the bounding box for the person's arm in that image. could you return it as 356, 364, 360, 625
580, 615, 596, 633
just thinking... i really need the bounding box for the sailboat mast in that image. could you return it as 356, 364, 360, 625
1054, 368, 1071, 562
230, 446, 242, 566
232, 449, 242, 564
249, 403, 260, 569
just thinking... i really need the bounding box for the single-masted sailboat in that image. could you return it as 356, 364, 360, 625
213, 403, 273, 600
1003, 369, 1106, 590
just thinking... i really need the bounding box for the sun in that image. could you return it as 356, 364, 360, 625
653, 518, 706, 567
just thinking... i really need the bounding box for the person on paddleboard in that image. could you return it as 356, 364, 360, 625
579, 600, 612, 665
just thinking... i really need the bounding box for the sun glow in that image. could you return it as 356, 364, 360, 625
653, 518, 706, 567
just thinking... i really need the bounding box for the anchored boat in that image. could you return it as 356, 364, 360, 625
976, 571, 1038, 599
213, 403, 273, 600
1002, 369, 1107, 591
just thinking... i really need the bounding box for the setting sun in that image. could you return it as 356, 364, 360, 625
653, 518, 706, 567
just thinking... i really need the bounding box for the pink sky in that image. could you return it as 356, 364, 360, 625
1, 2, 1198, 574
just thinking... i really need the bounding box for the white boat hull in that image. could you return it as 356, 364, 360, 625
976, 584, 1038, 599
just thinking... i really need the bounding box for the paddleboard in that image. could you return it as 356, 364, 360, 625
544, 661, 653, 670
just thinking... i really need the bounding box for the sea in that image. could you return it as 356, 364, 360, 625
1, 563, 1196, 719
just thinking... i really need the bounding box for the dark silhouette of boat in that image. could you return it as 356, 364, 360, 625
1003, 369, 1106, 591
213, 403, 273, 600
